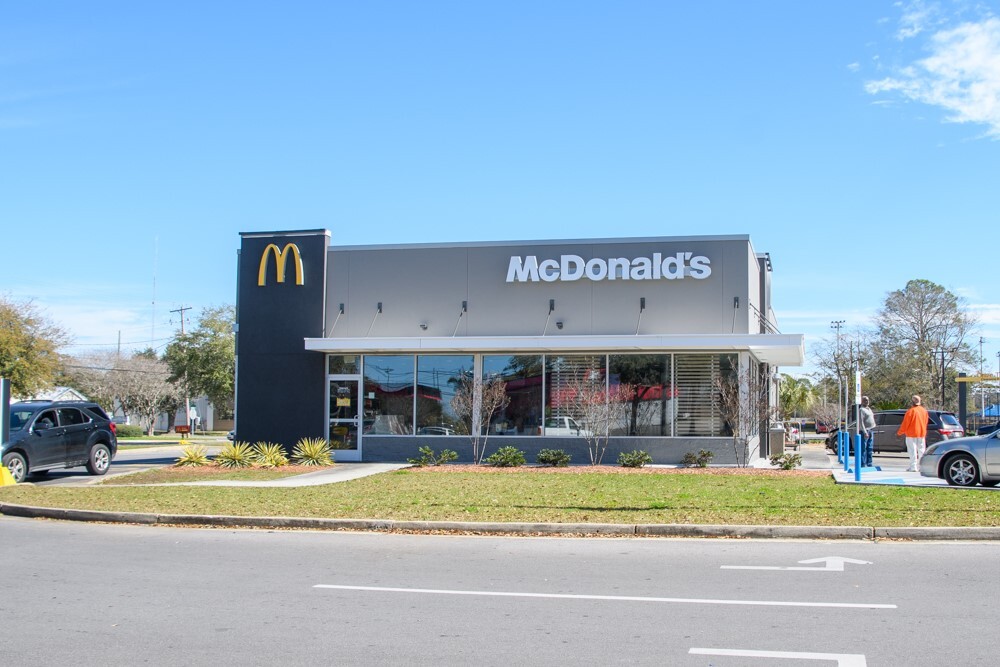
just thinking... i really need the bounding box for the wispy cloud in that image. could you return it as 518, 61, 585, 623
895, 0, 941, 40
866, 6, 1000, 138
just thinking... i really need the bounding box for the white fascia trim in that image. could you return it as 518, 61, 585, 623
305, 334, 805, 366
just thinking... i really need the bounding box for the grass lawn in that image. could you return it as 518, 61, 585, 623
3, 467, 1000, 526
102, 465, 328, 484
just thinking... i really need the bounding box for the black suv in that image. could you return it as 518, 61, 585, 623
2, 401, 118, 483
826, 409, 964, 453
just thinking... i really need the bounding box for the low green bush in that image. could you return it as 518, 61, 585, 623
408, 446, 458, 467
175, 445, 210, 467
769, 453, 802, 470
485, 446, 526, 467
215, 441, 256, 468
536, 449, 571, 467
618, 449, 653, 468
292, 437, 335, 466
681, 449, 715, 468
252, 442, 289, 468
115, 425, 145, 438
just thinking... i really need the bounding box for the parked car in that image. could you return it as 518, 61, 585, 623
2, 400, 118, 483
416, 426, 456, 436
825, 409, 964, 453
541, 416, 593, 437
976, 421, 1000, 436
920, 430, 1000, 487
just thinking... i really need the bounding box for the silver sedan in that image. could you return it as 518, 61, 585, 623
920, 430, 1000, 487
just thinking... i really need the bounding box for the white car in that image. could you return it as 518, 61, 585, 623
542, 417, 593, 437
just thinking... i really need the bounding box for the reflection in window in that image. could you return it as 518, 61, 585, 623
328, 355, 360, 375
483, 355, 543, 435
416, 355, 473, 435
363, 355, 414, 435
544, 355, 606, 436
609, 354, 673, 436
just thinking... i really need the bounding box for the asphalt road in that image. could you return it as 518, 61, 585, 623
24, 444, 223, 486
2, 518, 997, 666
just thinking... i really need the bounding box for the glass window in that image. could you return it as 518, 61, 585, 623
609, 354, 673, 436
362, 355, 415, 435
33, 410, 58, 431
57, 408, 89, 426
675, 354, 736, 437
544, 355, 606, 436
10, 409, 34, 431
328, 355, 360, 375
483, 355, 544, 436
415, 355, 473, 435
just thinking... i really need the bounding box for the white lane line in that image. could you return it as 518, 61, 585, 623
313, 584, 896, 609
690, 648, 866, 665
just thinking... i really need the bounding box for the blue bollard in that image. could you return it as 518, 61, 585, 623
854, 433, 862, 481
842, 432, 850, 472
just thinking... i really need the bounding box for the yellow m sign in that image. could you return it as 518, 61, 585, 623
258, 243, 304, 286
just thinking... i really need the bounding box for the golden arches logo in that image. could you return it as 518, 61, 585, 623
258, 243, 304, 286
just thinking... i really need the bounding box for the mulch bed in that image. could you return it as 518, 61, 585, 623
407, 465, 829, 477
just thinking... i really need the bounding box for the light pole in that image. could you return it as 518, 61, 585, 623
831, 320, 845, 426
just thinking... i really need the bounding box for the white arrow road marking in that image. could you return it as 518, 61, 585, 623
314, 584, 895, 609
690, 648, 866, 665
722, 556, 873, 572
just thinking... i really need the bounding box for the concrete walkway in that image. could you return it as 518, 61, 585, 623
149, 463, 411, 487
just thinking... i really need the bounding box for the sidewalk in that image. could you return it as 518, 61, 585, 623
147, 462, 410, 487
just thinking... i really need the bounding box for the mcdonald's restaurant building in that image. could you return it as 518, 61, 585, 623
235, 230, 804, 465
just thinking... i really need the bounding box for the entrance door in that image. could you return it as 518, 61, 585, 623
328, 377, 362, 462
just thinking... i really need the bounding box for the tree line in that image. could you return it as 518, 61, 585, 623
0, 296, 235, 435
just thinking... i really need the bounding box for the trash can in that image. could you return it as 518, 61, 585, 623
769, 427, 786, 457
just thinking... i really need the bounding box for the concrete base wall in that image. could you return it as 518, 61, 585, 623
356, 436, 762, 466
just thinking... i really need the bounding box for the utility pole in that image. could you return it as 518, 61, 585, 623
831, 320, 845, 426
171, 305, 193, 435
932, 348, 954, 409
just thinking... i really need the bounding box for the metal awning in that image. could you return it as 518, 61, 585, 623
305, 333, 805, 366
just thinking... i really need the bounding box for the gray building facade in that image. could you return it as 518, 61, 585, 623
236, 231, 804, 465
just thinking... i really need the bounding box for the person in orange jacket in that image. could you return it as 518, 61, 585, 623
897, 394, 929, 472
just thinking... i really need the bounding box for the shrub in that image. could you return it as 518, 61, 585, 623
175, 445, 210, 467
115, 425, 144, 438
215, 441, 256, 468
252, 442, 289, 468
536, 448, 571, 467
292, 437, 335, 466
769, 453, 802, 470
485, 446, 526, 467
618, 449, 653, 468
407, 446, 458, 467
681, 449, 715, 468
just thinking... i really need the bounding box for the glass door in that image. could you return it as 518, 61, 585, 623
328, 376, 362, 462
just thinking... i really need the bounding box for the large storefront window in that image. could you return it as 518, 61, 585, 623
674, 353, 737, 437
363, 355, 414, 435
609, 354, 673, 436
544, 355, 606, 436
483, 355, 543, 436
415, 355, 473, 435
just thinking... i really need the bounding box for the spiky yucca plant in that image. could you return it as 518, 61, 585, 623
175, 444, 210, 467
291, 437, 334, 466
252, 442, 289, 468
215, 441, 256, 468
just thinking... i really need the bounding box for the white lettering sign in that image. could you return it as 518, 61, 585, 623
506, 253, 712, 283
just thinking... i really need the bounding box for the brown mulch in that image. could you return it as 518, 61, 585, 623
407, 464, 829, 477
167, 464, 330, 475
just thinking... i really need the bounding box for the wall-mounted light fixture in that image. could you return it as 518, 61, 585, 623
543, 299, 556, 335
556, 321, 564, 330
419, 323, 428, 331
331, 303, 346, 332
635, 297, 646, 335
452, 300, 468, 337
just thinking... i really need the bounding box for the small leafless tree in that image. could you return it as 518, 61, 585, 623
715, 366, 775, 467
451, 375, 510, 464
570, 380, 632, 465
812, 402, 841, 433
114, 354, 183, 435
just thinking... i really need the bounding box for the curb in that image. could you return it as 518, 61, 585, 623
3, 502, 999, 540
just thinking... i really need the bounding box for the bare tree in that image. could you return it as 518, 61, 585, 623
570, 380, 632, 465
451, 375, 510, 464
715, 365, 775, 467
114, 353, 183, 435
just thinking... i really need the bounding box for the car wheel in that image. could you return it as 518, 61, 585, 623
86, 443, 112, 475
943, 454, 979, 487
3, 452, 28, 483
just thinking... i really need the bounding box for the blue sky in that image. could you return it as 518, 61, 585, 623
2, 1, 999, 378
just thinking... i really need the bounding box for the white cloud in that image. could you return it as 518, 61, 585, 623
848, 62, 861, 72
866, 13, 1000, 138
895, 0, 941, 40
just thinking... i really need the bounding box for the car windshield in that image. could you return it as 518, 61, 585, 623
9, 409, 36, 431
